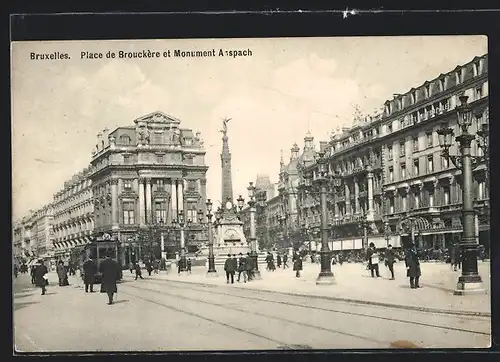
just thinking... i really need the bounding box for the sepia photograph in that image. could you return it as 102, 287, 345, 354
11, 36, 490, 352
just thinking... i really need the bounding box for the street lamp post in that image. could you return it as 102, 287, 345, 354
359, 215, 370, 253
177, 210, 191, 272
159, 219, 166, 261
245, 183, 262, 279
302, 223, 312, 253
437, 95, 487, 295
205, 199, 218, 276
313, 152, 340, 285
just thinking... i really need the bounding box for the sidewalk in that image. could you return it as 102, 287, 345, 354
134, 261, 491, 316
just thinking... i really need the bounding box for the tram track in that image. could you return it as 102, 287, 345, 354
119, 283, 390, 348
130, 278, 490, 336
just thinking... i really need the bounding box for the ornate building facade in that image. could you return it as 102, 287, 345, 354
302, 53, 489, 251
241, 54, 489, 252
89, 111, 209, 264
52, 167, 94, 258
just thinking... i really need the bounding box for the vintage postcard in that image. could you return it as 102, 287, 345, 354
12, 36, 490, 352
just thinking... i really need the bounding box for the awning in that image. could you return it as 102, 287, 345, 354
414, 229, 463, 236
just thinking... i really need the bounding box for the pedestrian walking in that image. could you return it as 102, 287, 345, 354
405, 242, 421, 289
30, 265, 36, 285
129, 262, 134, 274
146, 260, 153, 276
224, 254, 236, 284
57, 260, 69, 286
276, 254, 282, 268
82, 257, 97, 293
99, 255, 121, 305
187, 258, 192, 274
385, 244, 396, 280
13, 264, 18, 278
293, 252, 303, 278
451, 243, 461, 271
237, 252, 247, 283
34, 259, 49, 295
245, 252, 254, 281
153, 260, 159, 274
282, 253, 289, 269
366, 243, 381, 278
265, 252, 276, 271
134, 262, 144, 280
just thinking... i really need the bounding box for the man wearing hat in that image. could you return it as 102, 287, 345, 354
99, 254, 120, 305
82, 256, 97, 293
237, 252, 247, 283
366, 242, 381, 278
385, 244, 396, 280
405, 242, 421, 289
34, 259, 49, 295
224, 253, 236, 284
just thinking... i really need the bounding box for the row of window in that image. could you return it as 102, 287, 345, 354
385, 181, 487, 214
387, 156, 448, 182
385, 61, 484, 115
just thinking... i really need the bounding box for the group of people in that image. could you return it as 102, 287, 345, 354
223, 252, 256, 283
365, 242, 421, 289
79, 255, 121, 304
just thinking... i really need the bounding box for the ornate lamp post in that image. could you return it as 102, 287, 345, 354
245, 182, 261, 279
159, 218, 166, 261
359, 215, 370, 253
177, 210, 191, 272
205, 199, 218, 276
302, 151, 342, 285
436, 95, 486, 295
302, 223, 312, 252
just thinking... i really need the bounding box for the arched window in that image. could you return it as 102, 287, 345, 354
119, 134, 132, 145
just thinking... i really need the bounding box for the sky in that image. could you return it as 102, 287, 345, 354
11, 36, 487, 221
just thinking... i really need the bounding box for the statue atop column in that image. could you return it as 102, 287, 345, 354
220, 118, 231, 137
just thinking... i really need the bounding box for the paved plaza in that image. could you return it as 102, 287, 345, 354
13, 261, 491, 352
152, 260, 491, 315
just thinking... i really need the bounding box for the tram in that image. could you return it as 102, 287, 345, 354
79, 238, 123, 283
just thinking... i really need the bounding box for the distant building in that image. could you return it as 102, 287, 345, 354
52, 168, 93, 260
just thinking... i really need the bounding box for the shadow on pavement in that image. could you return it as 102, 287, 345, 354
112, 299, 129, 304
13, 293, 34, 300
14, 301, 40, 311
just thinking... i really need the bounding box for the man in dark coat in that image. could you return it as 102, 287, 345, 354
30, 265, 36, 285
405, 243, 421, 289
385, 244, 396, 280
366, 242, 381, 278
282, 253, 289, 269
82, 257, 97, 293
293, 251, 302, 277
245, 252, 254, 281
224, 254, 236, 284
145, 260, 153, 276
237, 252, 247, 283
276, 253, 282, 268
451, 243, 461, 271
134, 262, 144, 280
34, 260, 49, 295
99, 255, 120, 305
